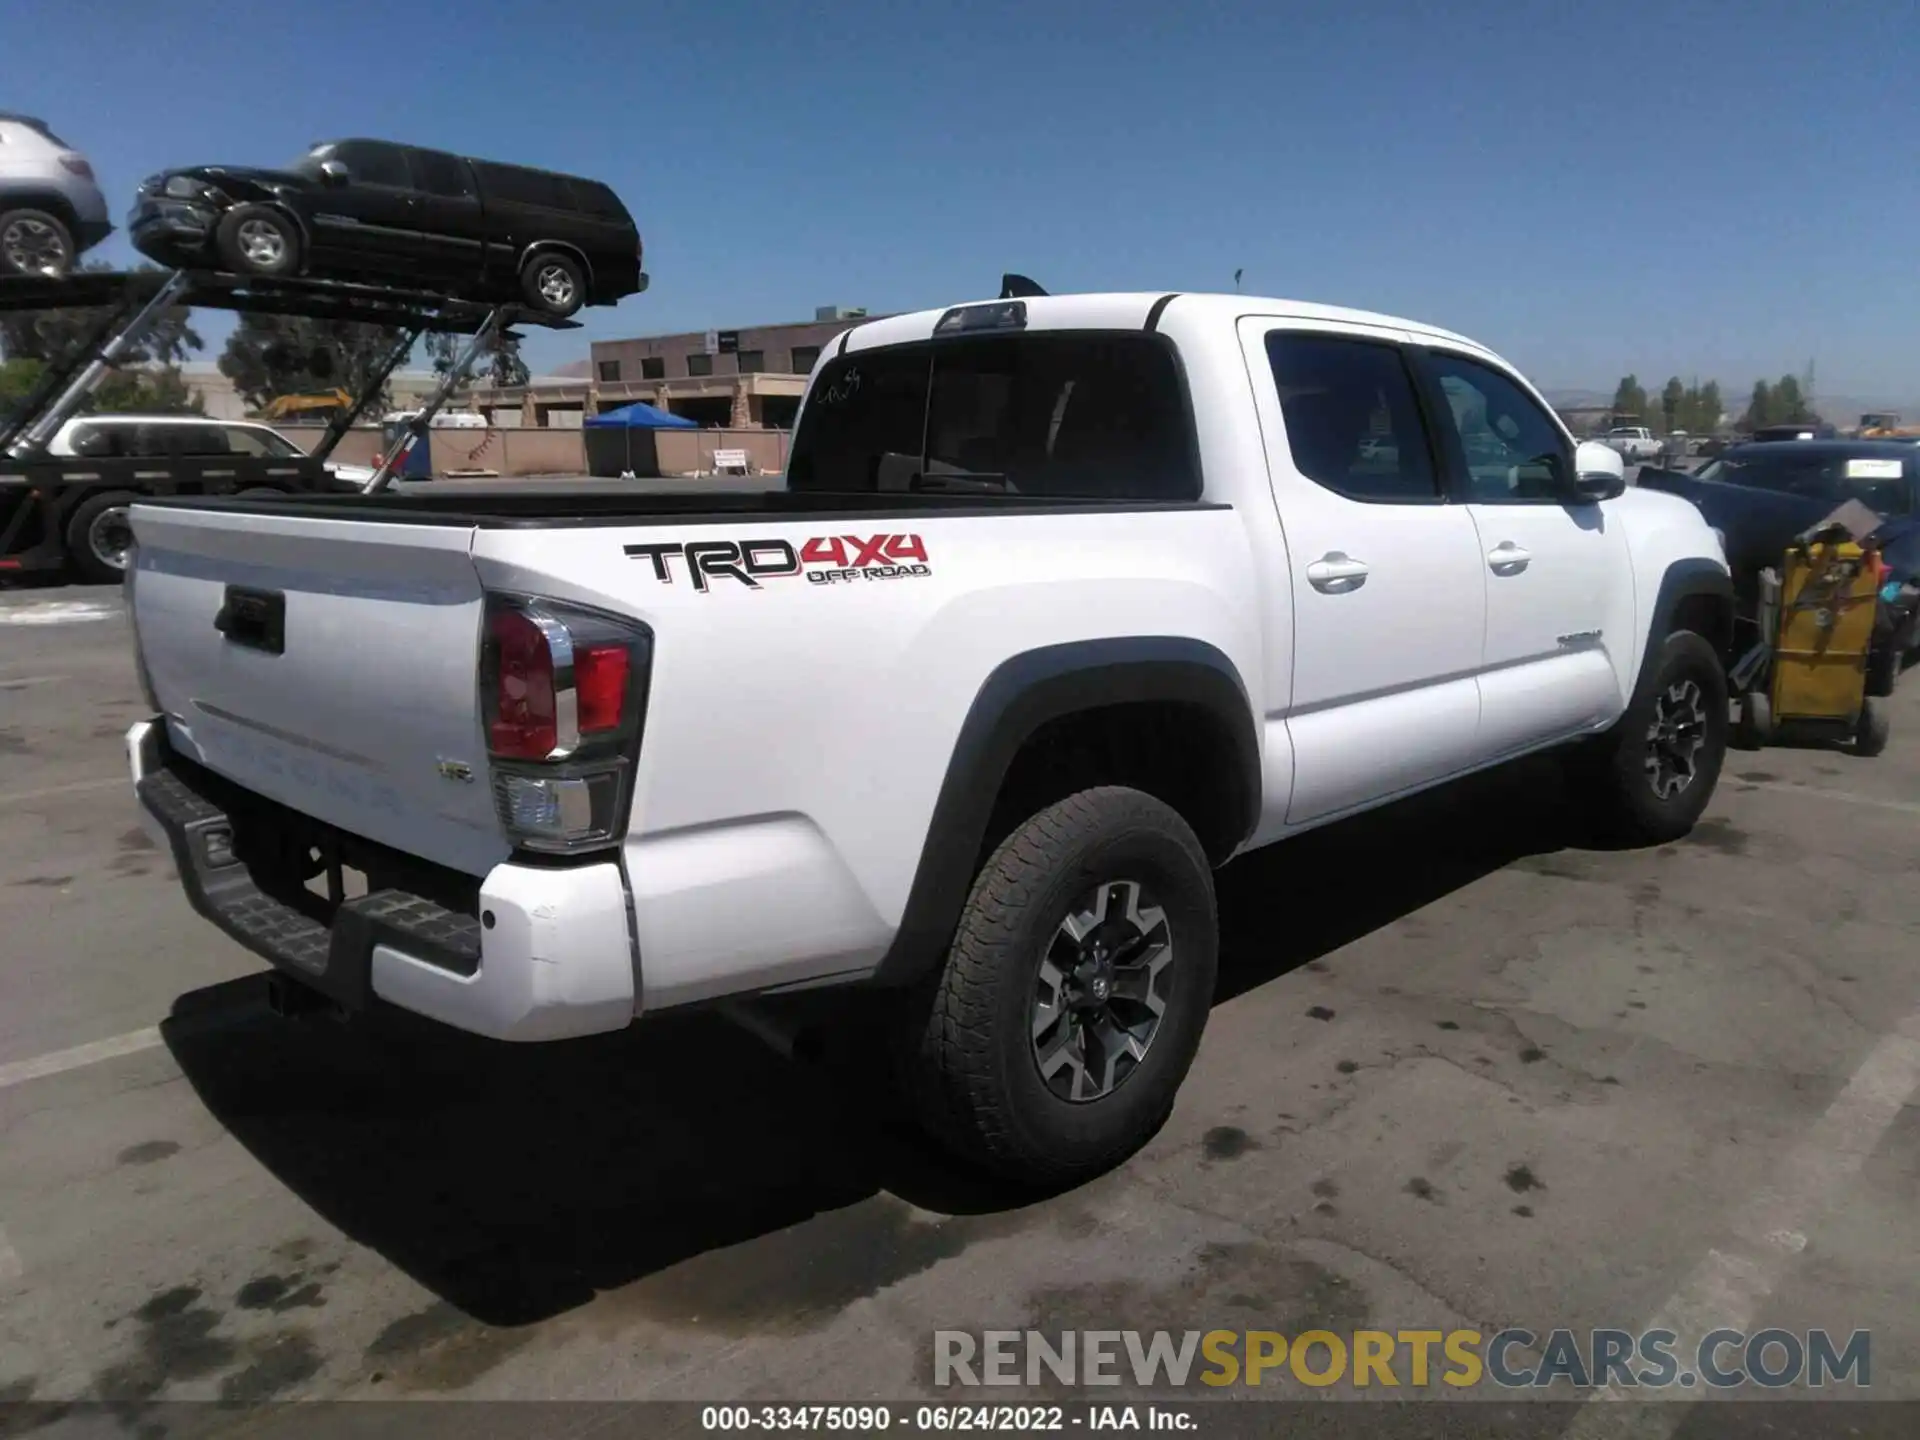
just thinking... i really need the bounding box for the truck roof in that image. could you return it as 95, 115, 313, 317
842, 291, 1498, 361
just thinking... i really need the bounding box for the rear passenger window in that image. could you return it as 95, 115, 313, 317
1265, 333, 1438, 503
788, 333, 1197, 500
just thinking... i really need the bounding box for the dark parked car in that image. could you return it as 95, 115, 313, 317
128, 138, 645, 318
1641, 440, 1920, 667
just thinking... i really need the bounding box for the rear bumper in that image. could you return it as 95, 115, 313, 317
127, 719, 637, 1041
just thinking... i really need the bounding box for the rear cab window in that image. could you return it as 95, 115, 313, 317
787, 331, 1198, 500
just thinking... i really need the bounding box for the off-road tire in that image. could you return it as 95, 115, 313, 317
1566, 629, 1728, 844
897, 786, 1218, 1187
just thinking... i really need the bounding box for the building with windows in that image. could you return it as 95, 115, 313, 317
468, 307, 880, 429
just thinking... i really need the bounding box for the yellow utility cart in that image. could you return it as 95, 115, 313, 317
1732, 522, 1892, 755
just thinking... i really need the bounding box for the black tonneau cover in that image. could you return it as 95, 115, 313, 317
131, 486, 1228, 530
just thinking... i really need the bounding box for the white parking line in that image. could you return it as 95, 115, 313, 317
0, 775, 124, 807
0, 1225, 20, 1284
1561, 1012, 1920, 1439
0, 1026, 163, 1091
1739, 778, 1920, 818
0, 673, 67, 689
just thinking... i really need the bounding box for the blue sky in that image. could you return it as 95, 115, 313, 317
9, 0, 1918, 400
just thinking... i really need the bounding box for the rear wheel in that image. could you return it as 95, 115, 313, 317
0, 208, 74, 277
519, 250, 585, 317
64, 490, 140, 585
1566, 629, 1729, 843
215, 204, 300, 277
896, 787, 1218, 1186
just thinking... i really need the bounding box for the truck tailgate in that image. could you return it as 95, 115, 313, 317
129, 503, 509, 877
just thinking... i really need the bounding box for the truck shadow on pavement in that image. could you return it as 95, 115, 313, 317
159, 754, 1595, 1331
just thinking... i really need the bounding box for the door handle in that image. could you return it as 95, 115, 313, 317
1487, 542, 1531, 575
1305, 552, 1369, 593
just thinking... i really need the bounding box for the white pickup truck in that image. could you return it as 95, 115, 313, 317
124, 290, 1733, 1185
1604, 426, 1664, 463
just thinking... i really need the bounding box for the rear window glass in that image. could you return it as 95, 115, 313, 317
787, 333, 1197, 500
567, 178, 628, 219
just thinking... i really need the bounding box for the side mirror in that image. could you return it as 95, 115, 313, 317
1572, 440, 1627, 502
318, 160, 350, 187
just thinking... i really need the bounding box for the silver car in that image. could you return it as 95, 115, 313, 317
0, 112, 111, 277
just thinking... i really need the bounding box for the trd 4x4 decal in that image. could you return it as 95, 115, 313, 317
625, 534, 931, 592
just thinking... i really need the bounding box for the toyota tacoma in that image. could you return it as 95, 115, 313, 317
124, 290, 1733, 1185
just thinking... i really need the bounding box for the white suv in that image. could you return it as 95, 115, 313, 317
0, 112, 111, 277
47, 414, 375, 485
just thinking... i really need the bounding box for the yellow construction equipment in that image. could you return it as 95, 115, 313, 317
1733, 523, 1892, 755
256, 389, 354, 423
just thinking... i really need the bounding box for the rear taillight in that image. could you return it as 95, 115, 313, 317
480, 595, 652, 855
59, 154, 93, 179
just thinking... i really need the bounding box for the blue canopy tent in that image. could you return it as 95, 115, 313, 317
583, 401, 698, 477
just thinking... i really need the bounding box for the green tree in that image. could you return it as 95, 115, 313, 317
1660, 377, 1686, 432
93, 366, 205, 415
1773, 373, 1813, 424
424, 329, 530, 388
1741, 380, 1774, 431
1698, 380, 1723, 433
1611, 375, 1648, 422
219, 314, 404, 413
0, 262, 201, 366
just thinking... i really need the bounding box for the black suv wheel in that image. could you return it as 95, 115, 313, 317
1566, 629, 1729, 843
215, 204, 300, 277
520, 250, 585, 318
897, 787, 1218, 1186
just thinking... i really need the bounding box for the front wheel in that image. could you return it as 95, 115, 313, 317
215, 204, 301, 277
896, 787, 1219, 1187
1565, 629, 1729, 844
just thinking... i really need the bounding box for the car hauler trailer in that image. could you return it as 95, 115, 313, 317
0, 266, 576, 581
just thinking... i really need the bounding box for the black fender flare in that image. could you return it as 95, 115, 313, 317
1635, 557, 1734, 700
868, 636, 1260, 987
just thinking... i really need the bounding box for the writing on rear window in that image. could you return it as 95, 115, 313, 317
625, 533, 931, 592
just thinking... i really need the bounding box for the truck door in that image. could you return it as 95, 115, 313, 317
1239, 318, 1488, 826
1412, 348, 1631, 755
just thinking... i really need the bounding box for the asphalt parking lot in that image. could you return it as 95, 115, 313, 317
3, 580, 1919, 1433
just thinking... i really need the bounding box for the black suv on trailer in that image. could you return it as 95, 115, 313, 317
128, 138, 645, 318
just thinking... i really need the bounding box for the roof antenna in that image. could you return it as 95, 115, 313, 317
1000, 273, 1047, 299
